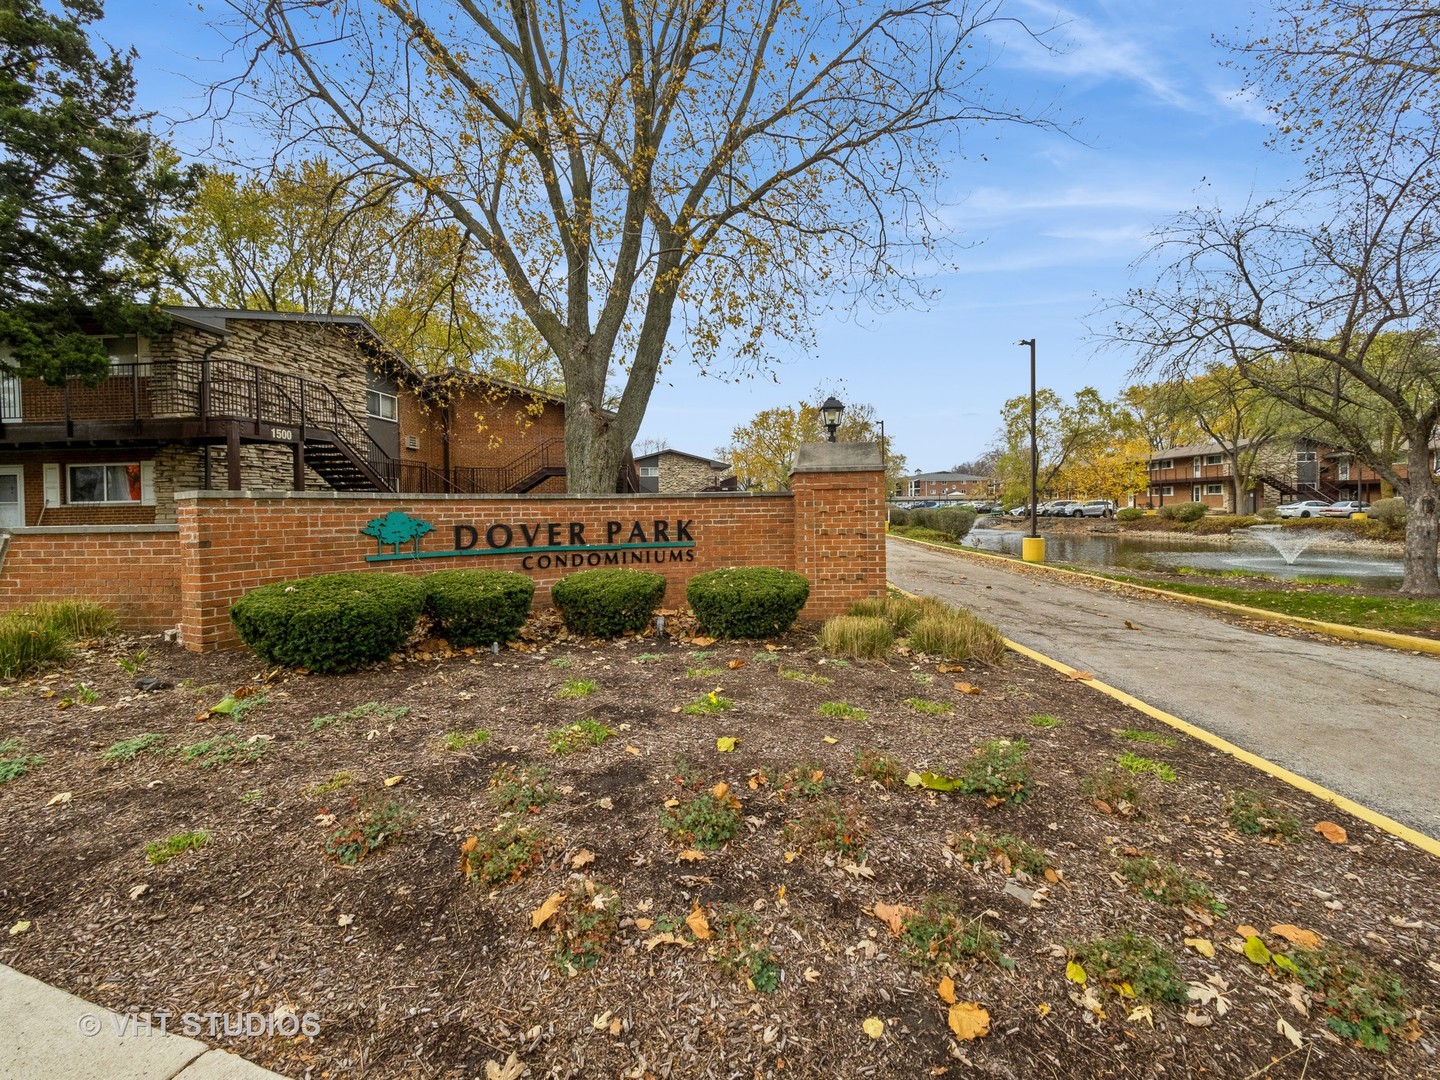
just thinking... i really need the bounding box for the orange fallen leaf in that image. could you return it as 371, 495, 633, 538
677, 849, 707, 862
872, 902, 915, 936
634, 917, 654, 931
1236, 924, 1262, 939
727, 658, 746, 669
570, 848, 596, 869
937, 977, 956, 1004
531, 891, 566, 929
686, 905, 713, 941
710, 781, 730, 800
937, 664, 965, 673
1068, 670, 1094, 681
947, 1003, 990, 1040
690, 636, 716, 647
1270, 924, 1322, 950
1315, 821, 1348, 844
954, 682, 981, 695
624, 745, 641, 755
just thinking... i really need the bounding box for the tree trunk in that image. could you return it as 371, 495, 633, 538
1399, 443, 1440, 598
563, 396, 627, 494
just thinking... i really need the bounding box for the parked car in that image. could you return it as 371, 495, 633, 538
1274, 500, 1333, 519
1005, 505, 1029, 517
970, 501, 1001, 513
1078, 499, 1115, 518
1320, 500, 1371, 518
1047, 500, 1085, 517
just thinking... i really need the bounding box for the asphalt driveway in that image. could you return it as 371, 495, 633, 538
886, 538, 1440, 840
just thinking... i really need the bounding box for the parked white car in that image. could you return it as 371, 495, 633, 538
1274, 500, 1332, 519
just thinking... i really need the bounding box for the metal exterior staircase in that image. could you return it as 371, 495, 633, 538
1258, 472, 1340, 502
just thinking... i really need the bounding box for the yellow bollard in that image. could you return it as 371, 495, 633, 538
1021, 536, 1046, 563
1351, 512, 1367, 521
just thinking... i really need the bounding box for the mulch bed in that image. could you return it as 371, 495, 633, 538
1, 614, 1436, 1079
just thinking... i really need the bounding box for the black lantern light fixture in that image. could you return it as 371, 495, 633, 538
820, 396, 844, 442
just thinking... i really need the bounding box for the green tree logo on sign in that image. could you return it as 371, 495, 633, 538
361, 512, 435, 556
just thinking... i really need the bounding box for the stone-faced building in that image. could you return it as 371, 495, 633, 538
633, 449, 733, 493
0, 306, 599, 529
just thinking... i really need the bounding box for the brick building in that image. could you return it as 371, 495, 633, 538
903, 471, 993, 500
633, 449, 733, 493
0, 307, 612, 529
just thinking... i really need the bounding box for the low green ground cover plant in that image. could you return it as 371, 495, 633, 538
0, 739, 41, 784
462, 821, 550, 885
1116, 856, 1225, 915
488, 763, 555, 813
1029, 714, 1060, 729
660, 788, 742, 849
903, 697, 951, 716
545, 879, 621, 973
1080, 766, 1155, 819
853, 748, 905, 787
1069, 933, 1187, 1004
682, 689, 733, 715
102, 733, 168, 762
817, 700, 866, 722
556, 678, 598, 700
712, 908, 782, 992
784, 796, 868, 856
1286, 942, 1411, 1051
309, 771, 355, 797
1225, 790, 1301, 840
778, 668, 832, 685
145, 830, 210, 866
175, 735, 268, 769
324, 796, 415, 865
1116, 751, 1177, 782
1117, 728, 1177, 749
311, 702, 409, 732
230, 572, 426, 673
959, 738, 1032, 804
551, 569, 666, 638
759, 763, 832, 801
442, 728, 492, 751
949, 830, 1049, 876
547, 718, 616, 754
898, 897, 1005, 970
686, 567, 809, 638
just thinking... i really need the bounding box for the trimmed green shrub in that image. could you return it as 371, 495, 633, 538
888, 508, 910, 527
423, 570, 534, 647
687, 567, 810, 638
1115, 507, 1145, 522
230, 572, 426, 673
551, 568, 666, 638
1157, 501, 1207, 522
909, 506, 976, 541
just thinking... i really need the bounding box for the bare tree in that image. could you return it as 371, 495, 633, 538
216, 0, 1052, 490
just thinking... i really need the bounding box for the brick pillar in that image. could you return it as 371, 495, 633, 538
790, 442, 887, 619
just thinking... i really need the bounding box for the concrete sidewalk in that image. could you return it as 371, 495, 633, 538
0, 964, 288, 1080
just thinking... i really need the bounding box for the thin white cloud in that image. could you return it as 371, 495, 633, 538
1211, 83, 1274, 126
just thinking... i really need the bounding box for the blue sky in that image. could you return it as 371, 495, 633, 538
101, 0, 1293, 472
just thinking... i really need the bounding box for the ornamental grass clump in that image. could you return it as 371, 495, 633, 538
230, 572, 426, 674
818, 615, 893, 659
551, 569, 666, 638
907, 604, 1006, 664
423, 569, 534, 647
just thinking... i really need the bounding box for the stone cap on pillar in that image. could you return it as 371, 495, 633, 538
792, 442, 883, 474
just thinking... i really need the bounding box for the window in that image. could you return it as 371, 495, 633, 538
1296, 451, 1316, 463
102, 335, 151, 376
1151, 459, 1172, 471
365, 390, 398, 421
639, 466, 660, 478
68, 463, 142, 503
1338, 460, 1351, 481
1160, 485, 1174, 497
1205, 484, 1223, 496
1204, 454, 1223, 466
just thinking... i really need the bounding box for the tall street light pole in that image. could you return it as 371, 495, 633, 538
1017, 339, 1045, 563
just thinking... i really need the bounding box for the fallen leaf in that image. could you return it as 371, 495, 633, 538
1184, 1010, 1213, 1028
905, 770, 963, 792
1124, 620, 1138, 630
383, 774, 403, 787
1036, 1002, 1051, 1018
841, 860, 875, 879
9, 920, 31, 936
803, 967, 821, 984
1277, 1017, 1304, 1048
608, 1017, 623, 1037
1236, 924, 1261, 939
686, 906, 713, 940
873, 902, 914, 936
484, 1052, 525, 1080
947, 1003, 989, 1040
1066, 961, 1087, 985
715, 737, 737, 752
1270, 924, 1321, 951
727, 659, 746, 669
47, 792, 73, 806
1243, 936, 1272, 965
862, 1017, 885, 1040
710, 781, 731, 800
643, 932, 694, 950
634, 918, 654, 931
1067, 670, 1094, 681
592, 1011, 613, 1030
531, 892, 566, 929
597, 797, 614, 810
1314, 821, 1348, 844
953, 682, 981, 694
128, 884, 149, 901
1184, 937, 1216, 958
624, 745, 641, 755
937, 663, 964, 673
690, 636, 716, 647
822, 736, 839, 745
337, 913, 354, 927
1043, 868, 1060, 884
570, 849, 596, 869
937, 977, 957, 1004
1128, 1003, 1154, 1028
677, 849, 707, 862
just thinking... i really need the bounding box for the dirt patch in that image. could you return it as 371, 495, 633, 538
1, 619, 1437, 1079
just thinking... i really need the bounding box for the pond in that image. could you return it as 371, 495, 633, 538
961, 526, 1413, 590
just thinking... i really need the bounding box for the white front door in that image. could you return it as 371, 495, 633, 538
0, 468, 23, 529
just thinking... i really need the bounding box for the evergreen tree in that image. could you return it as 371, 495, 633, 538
0, 0, 200, 382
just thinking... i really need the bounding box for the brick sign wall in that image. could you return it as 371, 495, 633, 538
0, 444, 885, 652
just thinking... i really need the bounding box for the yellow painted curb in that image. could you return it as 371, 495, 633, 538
886, 577, 1440, 856
891, 534, 1440, 655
